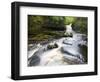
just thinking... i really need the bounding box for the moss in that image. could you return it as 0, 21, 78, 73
28, 30, 65, 44
47, 43, 58, 49
31, 34, 51, 41
64, 32, 73, 37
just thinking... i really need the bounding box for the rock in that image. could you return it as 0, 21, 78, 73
47, 43, 58, 49
78, 41, 87, 46
82, 35, 87, 40
62, 38, 73, 45
28, 55, 40, 66
64, 32, 73, 37
61, 46, 80, 57
63, 40, 73, 45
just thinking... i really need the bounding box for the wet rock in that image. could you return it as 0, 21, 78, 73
63, 56, 84, 64
64, 32, 73, 37
28, 55, 40, 66
61, 46, 80, 58
78, 41, 87, 46
63, 39, 73, 45
63, 38, 74, 45
82, 35, 87, 41
47, 43, 58, 49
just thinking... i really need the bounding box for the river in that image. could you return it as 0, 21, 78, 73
28, 24, 87, 66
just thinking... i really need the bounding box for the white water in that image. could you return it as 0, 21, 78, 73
64, 23, 73, 35
28, 24, 87, 66
66, 24, 72, 33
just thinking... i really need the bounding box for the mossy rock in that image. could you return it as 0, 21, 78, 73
47, 43, 58, 49
64, 32, 73, 37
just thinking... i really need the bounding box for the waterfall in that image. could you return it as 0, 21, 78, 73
65, 23, 73, 35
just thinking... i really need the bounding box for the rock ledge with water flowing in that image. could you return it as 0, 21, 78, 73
47, 42, 58, 49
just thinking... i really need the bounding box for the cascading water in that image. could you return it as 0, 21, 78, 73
28, 24, 87, 66
65, 23, 73, 33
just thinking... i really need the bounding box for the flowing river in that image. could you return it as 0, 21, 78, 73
28, 24, 87, 66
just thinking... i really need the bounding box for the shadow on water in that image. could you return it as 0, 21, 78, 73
28, 54, 40, 66
79, 45, 88, 63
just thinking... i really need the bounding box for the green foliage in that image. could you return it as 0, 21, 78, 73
28, 16, 44, 34
64, 16, 87, 34
28, 15, 87, 43
28, 15, 66, 35
42, 16, 65, 30
64, 17, 76, 25
29, 34, 50, 41
72, 17, 88, 34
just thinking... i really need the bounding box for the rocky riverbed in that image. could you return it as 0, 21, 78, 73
28, 32, 87, 66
